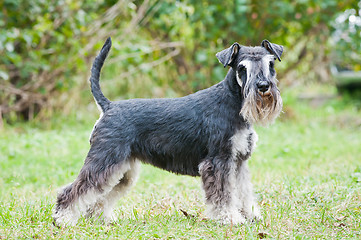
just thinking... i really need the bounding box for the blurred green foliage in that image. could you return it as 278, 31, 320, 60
0, 0, 359, 122
331, 7, 361, 71
0, 0, 127, 120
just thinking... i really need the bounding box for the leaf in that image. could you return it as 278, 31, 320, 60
5, 42, 14, 52
179, 209, 196, 218
179, 209, 188, 217
333, 222, 346, 228
336, 215, 346, 221
258, 232, 270, 239
0, 71, 9, 80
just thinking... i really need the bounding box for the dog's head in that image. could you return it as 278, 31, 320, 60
216, 40, 284, 126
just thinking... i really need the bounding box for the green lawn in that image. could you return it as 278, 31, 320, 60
0, 88, 360, 239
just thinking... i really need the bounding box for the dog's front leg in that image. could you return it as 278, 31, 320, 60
199, 158, 246, 225
236, 160, 262, 222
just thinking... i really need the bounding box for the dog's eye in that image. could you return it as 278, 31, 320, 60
238, 65, 246, 72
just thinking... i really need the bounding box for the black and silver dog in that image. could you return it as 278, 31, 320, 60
53, 37, 283, 226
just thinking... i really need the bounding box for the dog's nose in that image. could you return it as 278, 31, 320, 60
257, 81, 270, 93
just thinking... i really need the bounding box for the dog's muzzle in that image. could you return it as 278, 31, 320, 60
240, 83, 282, 126
256, 81, 270, 94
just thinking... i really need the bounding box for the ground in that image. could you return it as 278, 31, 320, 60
0, 85, 360, 239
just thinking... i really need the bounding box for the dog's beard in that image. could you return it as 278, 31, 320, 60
240, 87, 283, 126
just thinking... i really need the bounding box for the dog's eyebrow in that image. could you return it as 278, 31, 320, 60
261, 55, 274, 78
238, 60, 252, 69
237, 60, 253, 96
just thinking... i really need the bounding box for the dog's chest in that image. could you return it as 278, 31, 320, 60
230, 127, 258, 160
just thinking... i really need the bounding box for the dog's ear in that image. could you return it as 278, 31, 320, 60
216, 43, 241, 68
261, 40, 283, 62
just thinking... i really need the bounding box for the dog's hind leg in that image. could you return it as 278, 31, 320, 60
88, 159, 140, 223
199, 158, 246, 225
53, 142, 132, 226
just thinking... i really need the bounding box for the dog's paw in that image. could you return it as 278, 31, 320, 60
101, 211, 118, 225
215, 214, 247, 225
207, 208, 246, 225
240, 204, 262, 223
52, 210, 79, 227
250, 213, 263, 223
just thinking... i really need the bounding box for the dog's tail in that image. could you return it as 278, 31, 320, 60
90, 37, 112, 112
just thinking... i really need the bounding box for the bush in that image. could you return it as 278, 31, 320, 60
0, 0, 118, 120
0, 0, 358, 122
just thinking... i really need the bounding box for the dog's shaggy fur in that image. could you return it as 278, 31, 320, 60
53, 37, 283, 226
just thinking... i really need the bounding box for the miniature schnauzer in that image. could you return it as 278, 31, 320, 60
53, 37, 283, 226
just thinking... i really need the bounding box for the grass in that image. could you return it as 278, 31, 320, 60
0, 86, 361, 239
